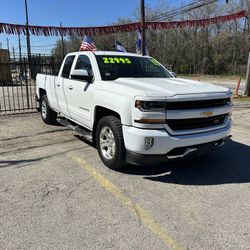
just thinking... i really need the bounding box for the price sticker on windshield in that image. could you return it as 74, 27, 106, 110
102, 57, 132, 64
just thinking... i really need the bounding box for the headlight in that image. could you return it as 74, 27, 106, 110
135, 100, 166, 112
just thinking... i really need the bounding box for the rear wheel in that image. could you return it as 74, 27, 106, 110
40, 95, 57, 125
96, 116, 126, 170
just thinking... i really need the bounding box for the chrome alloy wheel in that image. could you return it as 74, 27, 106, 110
99, 126, 116, 160
41, 99, 47, 119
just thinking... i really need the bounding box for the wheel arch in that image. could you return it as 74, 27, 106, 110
38, 88, 47, 100
92, 106, 121, 146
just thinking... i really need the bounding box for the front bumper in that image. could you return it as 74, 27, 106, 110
123, 119, 232, 164
126, 137, 229, 165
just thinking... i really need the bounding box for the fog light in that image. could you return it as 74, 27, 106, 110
145, 137, 154, 150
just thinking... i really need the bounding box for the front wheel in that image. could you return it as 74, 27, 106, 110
96, 116, 126, 170
40, 95, 57, 125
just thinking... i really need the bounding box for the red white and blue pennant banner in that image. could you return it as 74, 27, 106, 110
0, 10, 247, 37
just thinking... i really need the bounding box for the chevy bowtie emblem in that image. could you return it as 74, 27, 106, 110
202, 111, 214, 118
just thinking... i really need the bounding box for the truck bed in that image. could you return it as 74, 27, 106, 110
36, 73, 58, 110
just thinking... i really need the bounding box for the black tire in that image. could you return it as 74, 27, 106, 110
40, 95, 57, 125
96, 116, 126, 170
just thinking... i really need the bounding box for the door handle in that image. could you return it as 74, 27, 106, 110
56, 83, 60, 87
68, 85, 73, 90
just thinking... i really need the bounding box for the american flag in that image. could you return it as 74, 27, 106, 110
80, 35, 97, 51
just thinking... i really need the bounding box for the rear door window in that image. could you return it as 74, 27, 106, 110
61, 55, 75, 78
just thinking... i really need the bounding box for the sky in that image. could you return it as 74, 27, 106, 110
0, 0, 191, 54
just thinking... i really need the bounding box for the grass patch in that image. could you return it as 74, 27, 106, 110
233, 95, 250, 104
178, 74, 245, 81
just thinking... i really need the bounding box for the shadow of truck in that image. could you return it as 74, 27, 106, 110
120, 139, 250, 186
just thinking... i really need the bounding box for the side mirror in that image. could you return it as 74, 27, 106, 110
71, 69, 93, 83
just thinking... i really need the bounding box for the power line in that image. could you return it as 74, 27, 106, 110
17, 44, 55, 49
30, 44, 55, 47
150, 0, 218, 21
151, 0, 218, 22
148, 0, 219, 22
148, 0, 206, 21
29, 48, 54, 51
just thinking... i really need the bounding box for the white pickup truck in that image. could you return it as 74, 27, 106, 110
36, 51, 232, 169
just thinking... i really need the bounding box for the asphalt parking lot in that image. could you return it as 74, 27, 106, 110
0, 107, 250, 250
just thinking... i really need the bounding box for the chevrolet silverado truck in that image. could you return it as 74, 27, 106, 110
36, 51, 233, 169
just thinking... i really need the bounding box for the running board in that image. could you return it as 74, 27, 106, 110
57, 118, 93, 142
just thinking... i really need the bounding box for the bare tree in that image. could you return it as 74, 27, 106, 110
52, 0, 248, 76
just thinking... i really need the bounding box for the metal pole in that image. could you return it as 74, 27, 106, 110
18, 33, 22, 62
12, 47, 16, 61
60, 22, 65, 61
141, 0, 146, 56
23, 57, 30, 109
6, 38, 10, 54
24, 0, 32, 73
244, 4, 250, 96
18, 33, 24, 79
244, 51, 250, 96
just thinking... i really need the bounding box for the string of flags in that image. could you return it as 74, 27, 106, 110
0, 10, 247, 37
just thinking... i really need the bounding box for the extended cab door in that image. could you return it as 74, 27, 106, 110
55, 55, 75, 117
63, 55, 94, 129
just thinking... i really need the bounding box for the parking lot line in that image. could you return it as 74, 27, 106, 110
68, 154, 184, 250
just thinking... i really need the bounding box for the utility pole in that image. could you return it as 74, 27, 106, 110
18, 33, 22, 62
12, 47, 16, 61
140, 0, 146, 56
24, 0, 32, 72
60, 22, 65, 61
6, 38, 10, 54
245, 52, 250, 96
244, 2, 250, 96
18, 33, 24, 79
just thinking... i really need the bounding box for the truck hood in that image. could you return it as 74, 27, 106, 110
113, 78, 230, 97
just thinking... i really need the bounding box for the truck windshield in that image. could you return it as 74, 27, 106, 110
96, 55, 173, 81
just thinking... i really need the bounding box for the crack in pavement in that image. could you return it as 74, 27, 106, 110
0, 138, 79, 156
66, 176, 94, 199
0, 128, 70, 142
0, 146, 87, 169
